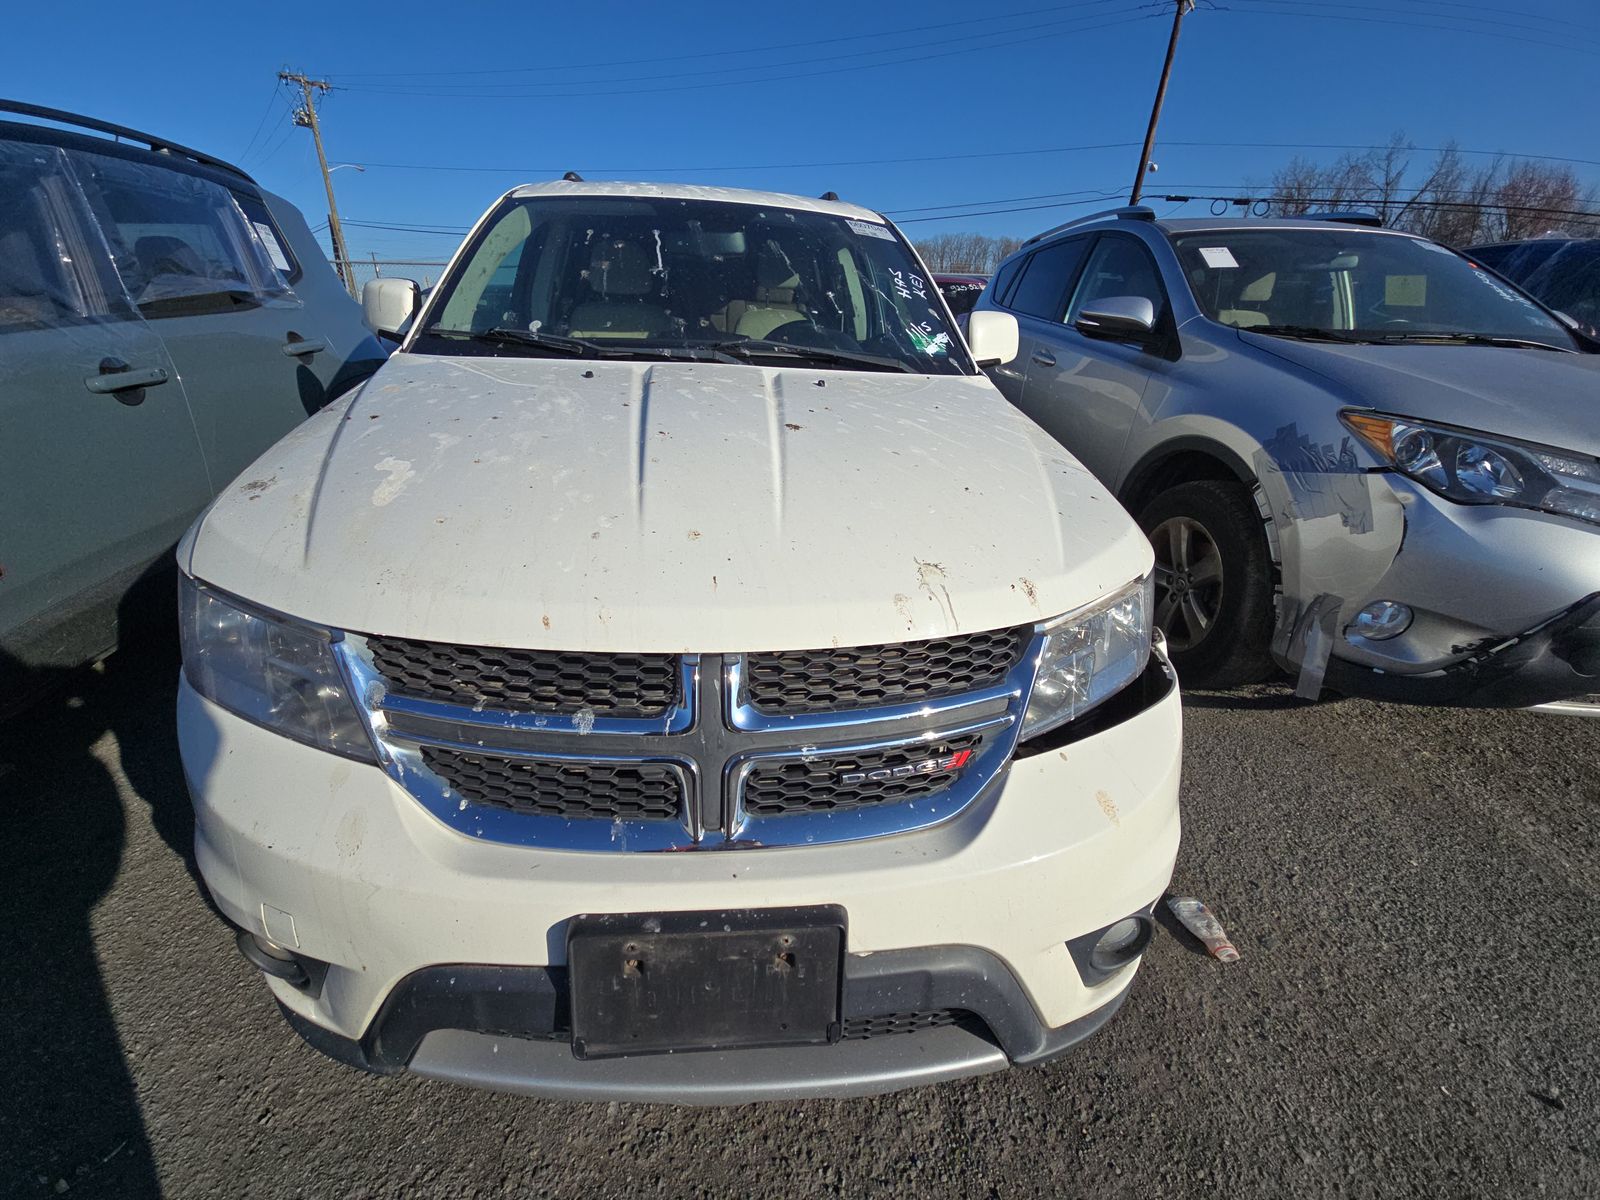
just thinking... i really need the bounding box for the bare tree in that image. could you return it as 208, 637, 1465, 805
912, 233, 1024, 273
1266, 134, 1600, 244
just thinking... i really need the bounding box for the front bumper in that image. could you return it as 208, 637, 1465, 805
1323, 479, 1600, 706
178, 656, 1181, 1102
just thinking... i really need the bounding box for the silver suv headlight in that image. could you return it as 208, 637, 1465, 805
180, 575, 374, 761
1021, 575, 1154, 741
1343, 411, 1600, 526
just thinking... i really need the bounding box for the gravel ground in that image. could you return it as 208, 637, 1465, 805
2, 641, 1597, 1199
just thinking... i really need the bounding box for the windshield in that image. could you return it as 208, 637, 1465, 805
415, 195, 969, 374
1172, 229, 1577, 350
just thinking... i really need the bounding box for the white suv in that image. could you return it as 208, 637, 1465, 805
175, 180, 1182, 1103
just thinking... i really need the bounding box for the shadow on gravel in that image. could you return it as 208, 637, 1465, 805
0, 574, 193, 1199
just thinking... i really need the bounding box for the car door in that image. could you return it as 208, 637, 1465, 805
1022, 232, 1170, 488
985, 236, 1091, 407
0, 138, 211, 676
66, 147, 346, 491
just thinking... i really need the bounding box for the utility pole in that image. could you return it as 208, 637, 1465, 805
279, 71, 357, 295
1129, 0, 1195, 205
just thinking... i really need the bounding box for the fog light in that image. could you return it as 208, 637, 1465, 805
1348, 600, 1413, 642
1090, 916, 1153, 973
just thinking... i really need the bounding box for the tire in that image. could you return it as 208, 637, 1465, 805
1136, 479, 1277, 689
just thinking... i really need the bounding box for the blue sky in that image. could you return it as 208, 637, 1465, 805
8, 0, 1596, 265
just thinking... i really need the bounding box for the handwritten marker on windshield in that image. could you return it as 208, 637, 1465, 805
1167, 896, 1240, 963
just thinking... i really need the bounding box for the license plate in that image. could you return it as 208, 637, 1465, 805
566, 907, 845, 1059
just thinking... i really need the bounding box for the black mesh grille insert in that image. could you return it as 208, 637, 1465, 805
742, 733, 983, 816
366, 636, 679, 717
421, 748, 683, 821
742, 629, 1027, 714
841, 1010, 971, 1040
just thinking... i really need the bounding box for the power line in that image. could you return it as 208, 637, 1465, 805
322, 0, 1133, 79
341, 138, 1600, 180
236, 83, 287, 164
328, 11, 1162, 100
1213, 1, 1600, 58
1233, 0, 1600, 39
335, 4, 1149, 95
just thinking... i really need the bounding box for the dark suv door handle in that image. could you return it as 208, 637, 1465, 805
282, 333, 328, 358
1031, 348, 1057, 367
85, 358, 170, 396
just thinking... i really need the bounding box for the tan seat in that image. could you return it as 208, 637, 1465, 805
718, 242, 805, 338
567, 240, 670, 339
1218, 271, 1275, 328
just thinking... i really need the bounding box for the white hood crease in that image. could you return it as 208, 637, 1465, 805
188, 353, 1151, 652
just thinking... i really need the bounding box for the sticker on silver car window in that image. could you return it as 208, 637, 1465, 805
1199, 246, 1239, 269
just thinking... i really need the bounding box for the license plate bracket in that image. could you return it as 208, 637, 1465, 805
566, 906, 846, 1060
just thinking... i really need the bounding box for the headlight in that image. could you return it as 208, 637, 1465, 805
1022, 575, 1153, 741
1343, 411, 1600, 526
180, 575, 374, 761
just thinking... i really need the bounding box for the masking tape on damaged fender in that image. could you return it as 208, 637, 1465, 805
1254, 423, 1408, 695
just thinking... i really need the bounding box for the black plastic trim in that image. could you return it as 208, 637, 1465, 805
1324, 592, 1600, 708
0, 98, 253, 181
275, 942, 1134, 1077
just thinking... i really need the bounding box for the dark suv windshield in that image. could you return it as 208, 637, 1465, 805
416, 195, 969, 374
1172, 229, 1577, 350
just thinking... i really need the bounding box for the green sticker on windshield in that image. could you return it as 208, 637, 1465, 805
1385, 275, 1427, 307
908, 322, 951, 356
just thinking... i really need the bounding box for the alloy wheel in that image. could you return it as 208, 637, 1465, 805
1149, 515, 1224, 652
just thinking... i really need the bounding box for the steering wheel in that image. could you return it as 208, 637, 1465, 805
758, 318, 824, 345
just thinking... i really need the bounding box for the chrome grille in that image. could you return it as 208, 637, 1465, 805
344, 624, 1043, 852
420, 748, 683, 821
742, 629, 1027, 714
366, 635, 679, 717
742, 734, 984, 816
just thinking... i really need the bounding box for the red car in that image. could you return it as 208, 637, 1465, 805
934, 273, 990, 320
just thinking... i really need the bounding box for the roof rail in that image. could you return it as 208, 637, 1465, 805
1022, 204, 1155, 246
1302, 210, 1383, 227
0, 98, 254, 182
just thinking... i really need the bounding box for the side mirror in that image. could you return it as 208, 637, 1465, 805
966, 310, 1020, 367
1074, 296, 1157, 339
363, 277, 420, 338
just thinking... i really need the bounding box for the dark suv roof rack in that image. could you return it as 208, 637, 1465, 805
0, 98, 254, 183
1023, 204, 1155, 246
1302, 210, 1383, 227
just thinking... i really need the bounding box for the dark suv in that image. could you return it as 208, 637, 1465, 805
1468, 238, 1600, 340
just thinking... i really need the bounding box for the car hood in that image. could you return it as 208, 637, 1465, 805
185, 353, 1148, 652
1244, 335, 1600, 456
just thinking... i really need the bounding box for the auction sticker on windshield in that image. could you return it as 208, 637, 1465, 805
848, 218, 896, 241
1199, 247, 1239, 269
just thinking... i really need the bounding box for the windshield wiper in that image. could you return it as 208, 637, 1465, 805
1368, 331, 1574, 352
1247, 324, 1377, 344
709, 339, 914, 373
426, 325, 621, 357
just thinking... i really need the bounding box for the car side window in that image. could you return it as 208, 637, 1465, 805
1066, 236, 1168, 324
1005, 238, 1090, 321
232, 192, 300, 285
0, 140, 125, 334
67, 149, 288, 319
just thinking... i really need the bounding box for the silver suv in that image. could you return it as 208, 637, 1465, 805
976, 208, 1600, 706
